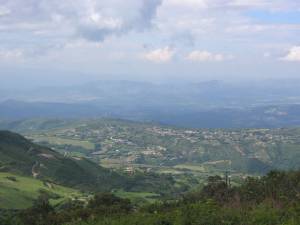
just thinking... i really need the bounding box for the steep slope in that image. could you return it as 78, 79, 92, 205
0, 131, 180, 197
0, 131, 125, 191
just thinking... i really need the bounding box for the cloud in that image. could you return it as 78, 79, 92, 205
281, 46, 300, 62
164, 0, 207, 9
138, 0, 163, 29
77, 14, 124, 42
143, 47, 175, 63
0, 0, 162, 42
263, 52, 271, 58
228, 0, 300, 11
64, 40, 103, 49
0, 0, 300, 77
228, 0, 273, 9
186, 50, 232, 62
0, 6, 10, 16
0, 49, 23, 61
75, 0, 162, 41
162, 0, 300, 11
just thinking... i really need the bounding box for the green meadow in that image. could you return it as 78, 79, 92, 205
0, 172, 81, 209
30, 135, 95, 150
114, 190, 160, 204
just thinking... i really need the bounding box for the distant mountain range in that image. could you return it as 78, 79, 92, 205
2, 79, 300, 128
1, 100, 300, 128
2, 79, 300, 105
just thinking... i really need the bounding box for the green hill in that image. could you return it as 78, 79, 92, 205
0, 130, 125, 191
0, 172, 81, 209
0, 130, 181, 209
4, 118, 300, 176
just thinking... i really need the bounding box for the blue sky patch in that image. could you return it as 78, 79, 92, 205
246, 10, 300, 24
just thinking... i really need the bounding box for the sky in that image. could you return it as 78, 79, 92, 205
0, 0, 300, 84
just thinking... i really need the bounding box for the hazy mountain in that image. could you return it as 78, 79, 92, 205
2, 79, 300, 106
1, 100, 300, 128
2, 79, 300, 128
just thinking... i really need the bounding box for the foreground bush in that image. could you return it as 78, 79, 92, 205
1, 170, 300, 225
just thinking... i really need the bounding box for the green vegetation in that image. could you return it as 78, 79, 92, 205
0, 130, 187, 210
0, 130, 126, 192
32, 136, 95, 150
174, 164, 206, 172
5, 118, 300, 175
0, 172, 81, 209
1, 170, 300, 225
3, 118, 299, 191
1, 119, 300, 224
113, 190, 159, 204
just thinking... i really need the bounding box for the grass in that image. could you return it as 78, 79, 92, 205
31, 135, 95, 150
113, 190, 160, 204
158, 168, 184, 175
174, 164, 206, 172
0, 172, 82, 209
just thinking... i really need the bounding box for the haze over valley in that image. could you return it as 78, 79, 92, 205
1, 0, 300, 224
2, 79, 300, 128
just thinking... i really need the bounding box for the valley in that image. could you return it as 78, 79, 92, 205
1, 117, 300, 215
2, 1, 300, 223
2, 118, 300, 193
0, 130, 183, 209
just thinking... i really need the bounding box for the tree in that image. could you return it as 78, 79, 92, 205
20, 194, 57, 225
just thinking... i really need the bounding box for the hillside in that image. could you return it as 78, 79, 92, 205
0, 130, 182, 208
2, 119, 300, 180
0, 172, 81, 209
2, 170, 300, 225
0, 131, 125, 191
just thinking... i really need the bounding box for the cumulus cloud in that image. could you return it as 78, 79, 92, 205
186, 50, 232, 62
138, 0, 163, 28
0, 0, 299, 73
0, 0, 162, 42
158, 0, 300, 32
281, 46, 300, 62
76, 0, 162, 41
143, 47, 175, 63
77, 14, 124, 41
1, 0, 299, 46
